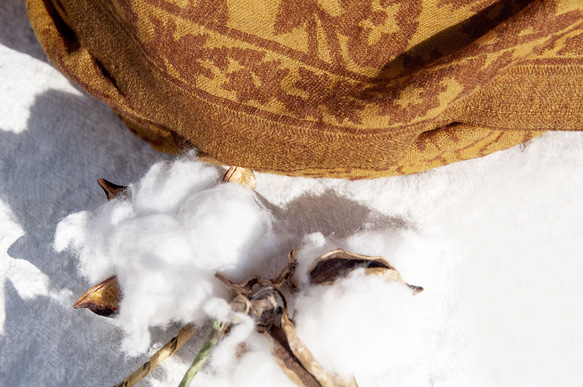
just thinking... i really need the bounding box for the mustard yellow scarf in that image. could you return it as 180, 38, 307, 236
27, 0, 583, 178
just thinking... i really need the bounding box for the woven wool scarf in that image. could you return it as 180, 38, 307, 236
27, 0, 583, 178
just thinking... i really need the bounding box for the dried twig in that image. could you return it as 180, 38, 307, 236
114, 324, 198, 387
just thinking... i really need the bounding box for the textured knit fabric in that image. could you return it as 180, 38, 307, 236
27, 0, 583, 178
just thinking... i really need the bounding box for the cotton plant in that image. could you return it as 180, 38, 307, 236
55, 156, 424, 387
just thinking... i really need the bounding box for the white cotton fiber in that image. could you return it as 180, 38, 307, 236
179, 184, 272, 272
55, 155, 430, 382
54, 157, 277, 355
203, 297, 256, 371
193, 332, 296, 387
293, 269, 425, 379
132, 158, 220, 214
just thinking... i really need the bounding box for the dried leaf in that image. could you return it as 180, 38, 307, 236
307, 249, 423, 294
73, 275, 122, 317
97, 178, 127, 200
223, 166, 257, 189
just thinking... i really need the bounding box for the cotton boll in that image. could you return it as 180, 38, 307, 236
204, 297, 234, 323
132, 157, 220, 214
204, 298, 256, 371
293, 232, 334, 286
209, 314, 255, 371
293, 270, 424, 379
55, 158, 278, 355
344, 230, 443, 288
119, 320, 152, 356
107, 209, 235, 352
55, 210, 113, 283
221, 335, 297, 387
194, 333, 296, 387
55, 198, 140, 283
107, 200, 135, 226
110, 214, 193, 270
179, 183, 277, 275
117, 270, 221, 356
54, 211, 89, 254
343, 230, 398, 260
293, 231, 414, 288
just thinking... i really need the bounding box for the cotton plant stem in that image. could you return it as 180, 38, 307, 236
178, 320, 226, 387
114, 324, 198, 387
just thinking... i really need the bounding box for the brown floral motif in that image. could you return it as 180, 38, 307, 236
293, 68, 367, 124
437, 0, 497, 12
341, 0, 422, 69
163, 0, 231, 27
384, 0, 535, 80
557, 33, 583, 56
110, 0, 229, 39
274, 0, 422, 70
146, 15, 366, 124
147, 17, 256, 79
270, 0, 331, 66
119, 0, 583, 130
223, 62, 367, 125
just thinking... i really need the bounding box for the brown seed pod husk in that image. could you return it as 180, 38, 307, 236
215, 272, 260, 297
223, 166, 257, 189
269, 322, 322, 387
97, 178, 128, 200
307, 249, 423, 294
279, 310, 357, 387
73, 275, 122, 317
265, 249, 298, 292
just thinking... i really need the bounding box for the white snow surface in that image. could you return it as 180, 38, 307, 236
2, 6, 583, 386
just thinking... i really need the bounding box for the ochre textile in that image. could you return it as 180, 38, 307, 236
27, 0, 583, 178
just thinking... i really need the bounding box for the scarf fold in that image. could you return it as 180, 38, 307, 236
27, 0, 583, 178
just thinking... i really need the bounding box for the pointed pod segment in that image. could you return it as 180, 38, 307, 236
223, 166, 257, 189
276, 311, 358, 387
219, 256, 354, 387
97, 178, 128, 200
266, 250, 298, 292
269, 322, 322, 387
74, 275, 122, 317
307, 249, 423, 294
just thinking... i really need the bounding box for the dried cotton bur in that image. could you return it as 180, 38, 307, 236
72, 167, 260, 386
177, 248, 422, 387
71, 165, 422, 387
73, 167, 255, 318
74, 179, 201, 387
73, 275, 121, 317
73, 179, 126, 317
307, 249, 424, 295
